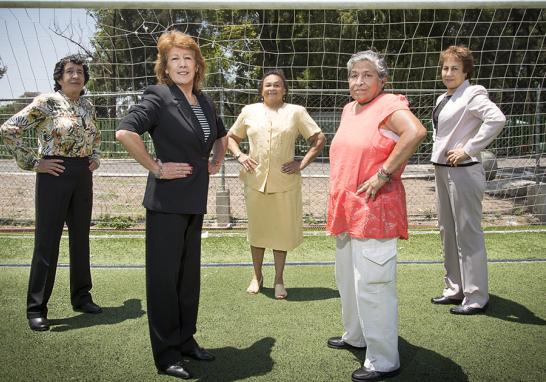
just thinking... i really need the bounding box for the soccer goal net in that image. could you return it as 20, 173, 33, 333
0, 2, 544, 227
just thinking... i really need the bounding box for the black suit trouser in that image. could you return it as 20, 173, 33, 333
27, 156, 93, 319
145, 210, 203, 369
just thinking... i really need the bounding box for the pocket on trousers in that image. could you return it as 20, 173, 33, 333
360, 239, 397, 284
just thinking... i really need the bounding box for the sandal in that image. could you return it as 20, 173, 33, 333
246, 277, 263, 294
275, 283, 287, 299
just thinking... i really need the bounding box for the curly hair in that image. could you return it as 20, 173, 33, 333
439, 45, 475, 81
154, 30, 206, 91
53, 54, 90, 95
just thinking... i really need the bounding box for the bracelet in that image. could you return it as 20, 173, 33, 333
32, 159, 41, 172
152, 159, 163, 179
234, 152, 243, 160
377, 167, 391, 182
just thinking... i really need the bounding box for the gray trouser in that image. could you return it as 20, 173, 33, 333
435, 164, 489, 308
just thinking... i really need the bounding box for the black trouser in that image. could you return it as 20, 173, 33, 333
145, 210, 203, 370
27, 156, 93, 319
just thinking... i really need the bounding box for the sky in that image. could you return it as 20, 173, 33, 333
0, 8, 95, 100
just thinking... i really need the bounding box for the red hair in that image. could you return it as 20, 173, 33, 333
154, 30, 206, 91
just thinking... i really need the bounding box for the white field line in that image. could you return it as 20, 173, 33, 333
1, 258, 546, 269
1, 228, 545, 240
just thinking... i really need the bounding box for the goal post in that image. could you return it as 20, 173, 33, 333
0, 2, 544, 227
1, 0, 545, 9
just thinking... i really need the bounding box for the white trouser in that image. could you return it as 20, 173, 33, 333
335, 234, 400, 372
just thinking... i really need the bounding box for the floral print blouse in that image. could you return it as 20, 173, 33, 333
0, 91, 101, 171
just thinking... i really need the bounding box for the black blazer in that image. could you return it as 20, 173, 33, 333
118, 84, 227, 214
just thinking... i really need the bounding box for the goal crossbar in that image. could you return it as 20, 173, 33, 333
1, 0, 545, 10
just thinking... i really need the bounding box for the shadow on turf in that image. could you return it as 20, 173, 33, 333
48, 298, 145, 332
260, 286, 339, 301
343, 337, 469, 381
485, 294, 546, 325
187, 337, 275, 381
187, 336, 468, 381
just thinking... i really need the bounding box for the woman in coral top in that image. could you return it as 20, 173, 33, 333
326, 51, 426, 382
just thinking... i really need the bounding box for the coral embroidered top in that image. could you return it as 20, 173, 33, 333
327, 93, 410, 240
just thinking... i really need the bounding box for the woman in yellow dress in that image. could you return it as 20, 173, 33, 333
227, 70, 325, 299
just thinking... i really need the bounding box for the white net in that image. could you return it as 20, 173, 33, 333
0, 7, 545, 227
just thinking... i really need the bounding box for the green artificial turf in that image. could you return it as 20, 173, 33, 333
0, 230, 545, 381
0, 230, 545, 265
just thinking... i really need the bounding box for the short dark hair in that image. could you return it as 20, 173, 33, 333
439, 45, 475, 81
258, 69, 289, 99
53, 54, 90, 95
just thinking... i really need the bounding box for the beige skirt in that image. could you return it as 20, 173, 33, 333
245, 185, 303, 251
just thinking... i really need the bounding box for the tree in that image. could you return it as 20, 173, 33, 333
83, 8, 545, 120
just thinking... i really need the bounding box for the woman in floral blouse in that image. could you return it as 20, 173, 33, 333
0, 54, 102, 332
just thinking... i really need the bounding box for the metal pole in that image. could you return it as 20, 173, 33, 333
219, 87, 226, 192
214, 79, 231, 226
2, 0, 545, 10
536, 86, 542, 186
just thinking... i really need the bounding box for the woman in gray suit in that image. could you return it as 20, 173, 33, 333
430, 45, 505, 315
116, 30, 227, 379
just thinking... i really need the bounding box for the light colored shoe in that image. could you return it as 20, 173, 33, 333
246, 277, 263, 294
275, 284, 287, 299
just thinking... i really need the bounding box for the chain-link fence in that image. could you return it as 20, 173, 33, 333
1, 87, 545, 228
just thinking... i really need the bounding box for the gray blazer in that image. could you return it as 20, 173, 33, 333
431, 80, 506, 165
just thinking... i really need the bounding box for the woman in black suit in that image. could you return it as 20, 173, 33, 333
116, 30, 227, 380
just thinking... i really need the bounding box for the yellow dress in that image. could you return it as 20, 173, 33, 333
230, 102, 321, 251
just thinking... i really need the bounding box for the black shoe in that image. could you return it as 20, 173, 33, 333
431, 296, 463, 305
182, 346, 215, 361
327, 336, 366, 350
74, 302, 102, 314
352, 366, 400, 381
450, 304, 487, 315
158, 362, 191, 379
28, 317, 50, 331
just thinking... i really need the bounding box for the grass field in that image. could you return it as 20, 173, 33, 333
0, 229, 545, 381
